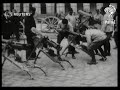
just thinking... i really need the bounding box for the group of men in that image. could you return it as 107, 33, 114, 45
55, 7, 118, 65
2, 6, 118, 65
2, 9, 24, 41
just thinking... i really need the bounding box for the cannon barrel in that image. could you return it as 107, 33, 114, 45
47, 39, 61, 50
78, 10, 91, 16
9, 43, 31, 50
2, 39, 31, 50
42, 37, 62, 51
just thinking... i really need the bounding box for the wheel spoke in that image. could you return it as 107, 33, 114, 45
43, 19, 49, 25
43, 20, 50, 29
41, 16, 60, 32
53, 20, 58, 25
51, 17, 55, 25
48, 18, 52, 24
53, 25, 58, 29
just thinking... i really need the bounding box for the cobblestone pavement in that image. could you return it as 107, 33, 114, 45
2, 36, 118, 87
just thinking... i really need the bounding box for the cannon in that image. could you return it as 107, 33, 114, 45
57, 26, 103, 58
29, 35, 74, 70
2, 39, 47, 80
42, 36, 62, 51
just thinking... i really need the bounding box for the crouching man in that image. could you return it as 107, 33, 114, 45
57, 19, 77, 59
80, 28, 107, 65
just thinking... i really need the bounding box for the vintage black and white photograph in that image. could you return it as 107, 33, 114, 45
1, 3, 118, 87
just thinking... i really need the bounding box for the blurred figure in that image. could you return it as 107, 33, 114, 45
2, 10, 16, 56
56, 13, 59, 18
80, 28, 107, 65
57, 19, 77, 59
113, 10, 118, 49
59, 11, 65, 20
65, 8, 77, 29
24, 7, 37, 59
93, 9, 103, 29
10, 9, 21, 41
65, 8, 79, 53
101, 5, 115, 56
2, 10, 12, 39
73, 12, 76, 16
88, 10, 103, 54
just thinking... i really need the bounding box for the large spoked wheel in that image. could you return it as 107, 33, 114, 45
41, 16, 60, 33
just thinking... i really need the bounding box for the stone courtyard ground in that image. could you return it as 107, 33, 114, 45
2, 33, 118, 87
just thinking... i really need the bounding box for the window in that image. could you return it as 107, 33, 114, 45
23, 3, 29, 12
70, 3, 77, 13
83, 3, 90, 12
3, 3, 10, 11
14, 3, 20, 12
96, 3, 103, 10
51, 3, 55, 15
57, 3, 65, 14
46, 3, 54, 15
32, 3, 41, 14
89, 3, 96, 15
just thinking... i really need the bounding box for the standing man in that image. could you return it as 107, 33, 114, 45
101, 5, 115, 56
65, 8, 81, 49
65, 8, 77, 30
10, 9, 21, 41
24, 7, 37, 60
2, 10, 12, 39
93, 9, 103, 29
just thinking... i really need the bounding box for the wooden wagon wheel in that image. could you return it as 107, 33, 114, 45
41, 16, 60, 33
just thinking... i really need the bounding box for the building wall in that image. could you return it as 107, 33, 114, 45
3, 3, 117, 15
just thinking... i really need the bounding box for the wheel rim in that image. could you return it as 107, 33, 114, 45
43, 16, 60, 33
